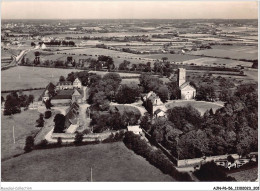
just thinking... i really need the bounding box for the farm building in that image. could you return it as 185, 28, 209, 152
64, 102, 80, 134
178, 68, 196, 100
56, 81, 73, 90
127, 125, 142, 135
51, 89, 84, 106
142, 91, 163, 106
73, 77, 82, 89
154, 109, 166, 118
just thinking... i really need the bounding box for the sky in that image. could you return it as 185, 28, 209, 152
1, 1, 258, 19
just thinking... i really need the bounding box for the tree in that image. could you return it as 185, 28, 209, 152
162, 57, 168, 62
4, 93, 21, 115
57, 137, 62, 146
53, 114, 66, 133
119, 60, 130, 71
28, 95, 34, 104
31, 42, 36, 47
74, 132, 84, 145
36, 113, 44, 127
139, 74, 163, 93
59, 76, 66, 82
115, 83, 140, 104
92, 91, 110, 111
140, 113, 151, 132
167, 81, 180, 100
24, 136, 34, 153
44, 110, 52, 119
194, 161, 235, 181
44, 99, 52, 110
156, 86, 169, 103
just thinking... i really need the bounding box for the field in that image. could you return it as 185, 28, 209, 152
183, 57, 252, 68
189, 45, 258, 60
1, 142, 174, 182
228, 167, 258, 182
1, 110, 39, 160
1, 66, 82, 91
89, 70, 140, 77
165, 100, 223, 115
141, 54, 200, 62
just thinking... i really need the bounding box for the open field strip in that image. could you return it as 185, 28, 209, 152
1, 142, 174, 182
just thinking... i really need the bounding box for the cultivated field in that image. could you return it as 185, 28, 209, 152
1, 66, 82, 91
141, 54, 200, 62
1, 142, 174, 182
182, 57, 252, 68
165, 100, 223, 115
189, 45, 258, 60
1, 110, 39, 160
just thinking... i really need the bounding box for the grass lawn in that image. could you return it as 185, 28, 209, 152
1, 66, 82, 91
1, 110, 40, 160
228, 167, 258, 182
1, 142, 174, 182
165, 100, 223, 115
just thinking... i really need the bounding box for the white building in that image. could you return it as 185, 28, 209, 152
127, 125, 142, 135
73, 77, 82, 89
178, 68, 196, 100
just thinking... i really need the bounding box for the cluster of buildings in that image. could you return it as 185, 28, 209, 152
41, 77, 86, 106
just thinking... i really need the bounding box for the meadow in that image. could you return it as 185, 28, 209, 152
1, 142, 174, 182
165, 100, 223, 115
1, 66, 82, 91
1, 110, 39, 160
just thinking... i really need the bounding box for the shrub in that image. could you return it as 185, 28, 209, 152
194, 161, 236, 181
57, 137, 62, 146
74, 132, 84, 145
82, 129, 91, 135
24, 136, 34, 153
44, 110, 52, 119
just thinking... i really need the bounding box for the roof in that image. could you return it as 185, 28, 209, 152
56, 81, 72, 86
154, 109, 165, 115
127, 125, 142, 132
64, 102, 80, 129
179, 81, 196, 90
51, 95, 72, 100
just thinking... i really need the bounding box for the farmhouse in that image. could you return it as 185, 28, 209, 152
178, 68, 196, 100
154, 109, 166, 118
56, 81, 73, 90
73, 77, 82, 89
51, 89, 84, 106
127, 125, 142, 135
143, 91, 163, 106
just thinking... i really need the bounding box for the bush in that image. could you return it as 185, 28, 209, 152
24, 136, 34, 153
194, 161, 236, 181
74, 132, 84, 145
123, 132, 192, 181
44, 110, 52, 119
57, 137, 62, 146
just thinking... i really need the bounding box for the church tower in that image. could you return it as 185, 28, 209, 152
178, 68, 186, 87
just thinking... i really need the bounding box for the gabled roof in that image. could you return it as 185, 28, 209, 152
73, 77, 82, 83
179, 82, 196, 90
64, 102, 80, 129
56, 81, 72, 86
52, 89, 74, 100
